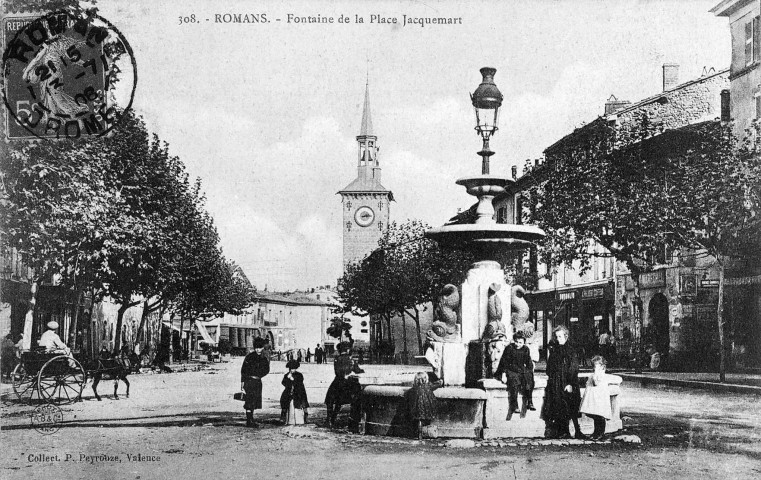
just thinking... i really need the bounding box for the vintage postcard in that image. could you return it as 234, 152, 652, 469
1, 1, 759, 479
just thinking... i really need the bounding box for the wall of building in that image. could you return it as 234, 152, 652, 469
341, 193, 390, 266
726, 0, 761, 138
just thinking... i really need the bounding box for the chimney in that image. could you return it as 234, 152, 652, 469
604, 95, 630, 115
720, 89, 731, 122
662, 63, 679, 91
511, 165, 518, 180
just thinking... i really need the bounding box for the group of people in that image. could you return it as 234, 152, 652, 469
542, 325, 612, 440
238, 325, 612, 440
484, 324, 612, 440
239, 339, 362, 429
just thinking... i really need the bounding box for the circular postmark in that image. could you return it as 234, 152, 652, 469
1, 9, 137, 140
30, 404, 64, 435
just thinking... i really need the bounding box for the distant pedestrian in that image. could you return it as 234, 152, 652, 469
1, 334, 16, 380
315, 344, 322, 364
240, 337, 270, 427
305, 348, 312, 363
297, 349, 303, 363
280, 360, 309, 425
406, 371, 441, 439
598, 329, 610, 360
580, 355, 611, 440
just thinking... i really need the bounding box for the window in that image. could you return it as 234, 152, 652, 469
515, 196, 524, 225
746, 17, 760, 66
755, 92, 761, 119
496, 206, 508, 224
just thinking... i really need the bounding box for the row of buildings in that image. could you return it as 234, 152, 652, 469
488, 0, 761, 370
0, 242, 349, 360
347, 2, 760, 370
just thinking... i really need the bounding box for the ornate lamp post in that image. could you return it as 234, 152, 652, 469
471, 67, 503, 175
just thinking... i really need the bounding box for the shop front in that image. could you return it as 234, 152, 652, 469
526, 281, 615, 361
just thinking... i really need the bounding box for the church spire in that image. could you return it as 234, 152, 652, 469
359, 80, 374, 137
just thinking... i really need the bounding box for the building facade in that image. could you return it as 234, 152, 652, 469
496, 64, 735, 366
712, 0, 761, 139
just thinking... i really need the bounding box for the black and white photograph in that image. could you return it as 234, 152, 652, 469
1, 0, 760, 479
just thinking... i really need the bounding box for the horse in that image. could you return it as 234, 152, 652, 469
86, 351, 134, 401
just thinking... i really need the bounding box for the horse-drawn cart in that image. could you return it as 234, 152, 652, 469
11, 350, 86, 404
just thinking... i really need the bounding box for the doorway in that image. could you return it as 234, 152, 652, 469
647, 293, 670, 356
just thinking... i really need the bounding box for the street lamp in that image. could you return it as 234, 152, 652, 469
470, 67, 503, 174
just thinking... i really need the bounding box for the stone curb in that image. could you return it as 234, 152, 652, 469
618, 374, 761, 395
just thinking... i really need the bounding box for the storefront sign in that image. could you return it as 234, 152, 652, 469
639, 270, 665, 289
557, 291, 576, 301
581, 287, 605, 299
680, 274, 697, 296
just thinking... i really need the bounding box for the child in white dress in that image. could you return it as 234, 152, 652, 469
580, 355, 611, 440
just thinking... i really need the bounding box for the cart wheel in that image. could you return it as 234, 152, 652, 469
12, 363, 36, 402
37, 355, 85, 405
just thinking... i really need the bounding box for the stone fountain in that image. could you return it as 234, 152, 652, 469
359, 68, 622, 440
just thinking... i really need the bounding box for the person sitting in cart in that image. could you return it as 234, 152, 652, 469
39, 321, 71, 356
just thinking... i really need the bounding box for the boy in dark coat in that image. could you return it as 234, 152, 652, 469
494, 332, 535, 420
280, 360, 309, 425
241, 337, 270, 427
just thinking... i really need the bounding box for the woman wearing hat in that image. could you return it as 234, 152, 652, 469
39, 321, 71, 356
240, 337, 270, 427
280, 359, 309, 425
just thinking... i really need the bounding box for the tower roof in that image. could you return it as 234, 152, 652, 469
359, 81, 374, 136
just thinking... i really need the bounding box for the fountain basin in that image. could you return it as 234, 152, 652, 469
358, 373, 624, 439
455, 175, 510, 196
426, 223, 545, 250
361, 385, 487, 438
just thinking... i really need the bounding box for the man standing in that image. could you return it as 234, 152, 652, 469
240, 337, 270, 427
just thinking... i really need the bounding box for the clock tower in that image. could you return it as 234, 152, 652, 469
339, 81, 393, 269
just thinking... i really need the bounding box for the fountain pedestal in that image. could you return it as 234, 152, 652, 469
460, 260, 512, 344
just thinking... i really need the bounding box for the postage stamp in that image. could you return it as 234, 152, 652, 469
1, 10, 136, 140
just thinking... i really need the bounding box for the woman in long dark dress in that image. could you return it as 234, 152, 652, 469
241, 337, 270, 427
541, 325, 585, 439
280, 360, 309, 425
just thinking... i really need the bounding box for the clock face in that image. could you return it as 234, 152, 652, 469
354, 206, 375, 227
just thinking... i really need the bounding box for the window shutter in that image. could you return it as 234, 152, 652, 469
754, 17, 760, 63
746, 21, 753, 66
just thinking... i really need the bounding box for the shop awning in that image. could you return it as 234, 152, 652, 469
196, 322, 216, 345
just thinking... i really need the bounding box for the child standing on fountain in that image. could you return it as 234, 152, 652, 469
580, 355, 611, 440
407, 371, 441, 439
495, 332, 535, 420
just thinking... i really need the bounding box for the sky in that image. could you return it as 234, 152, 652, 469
88, 0, 730, 291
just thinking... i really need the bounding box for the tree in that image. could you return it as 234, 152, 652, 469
326, 315, 353, 344
526, 117, 761, 380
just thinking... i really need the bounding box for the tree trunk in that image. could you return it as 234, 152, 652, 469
629, 264, 644, 374
68, 289, 84, 349
136, 298, 160, 349
404, 307, 424, 355
113, 303, 130, 353
400, 311, 408, 364
179, 316, 185, 363
21, 278, 40, 351
718, 261, 726, 383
